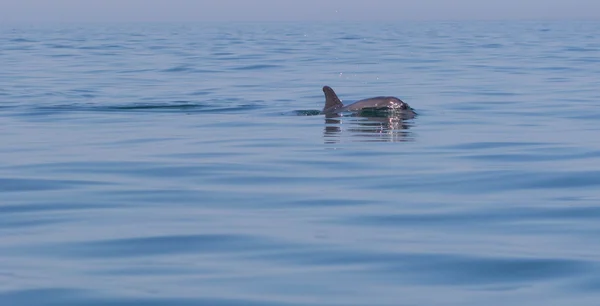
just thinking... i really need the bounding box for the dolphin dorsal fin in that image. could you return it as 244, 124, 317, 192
322, 86, 343, 113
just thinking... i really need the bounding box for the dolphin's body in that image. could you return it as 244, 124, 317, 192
321, 86, 415, 118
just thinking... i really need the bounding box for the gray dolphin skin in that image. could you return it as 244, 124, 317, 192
321, 86, 416, 118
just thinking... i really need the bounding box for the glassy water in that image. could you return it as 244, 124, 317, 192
1, 21, 600, 305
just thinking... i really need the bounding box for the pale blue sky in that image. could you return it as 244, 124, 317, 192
1, 0, 598, 23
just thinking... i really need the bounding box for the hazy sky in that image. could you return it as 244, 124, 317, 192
1, 0, 599, 23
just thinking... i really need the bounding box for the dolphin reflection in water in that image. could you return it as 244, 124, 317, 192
320, 86, 417, 143
324, 116, 414, 143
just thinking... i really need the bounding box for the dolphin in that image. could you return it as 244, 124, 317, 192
321, 86, 416, 118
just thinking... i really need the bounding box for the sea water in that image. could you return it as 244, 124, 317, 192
1, 21, 600, 305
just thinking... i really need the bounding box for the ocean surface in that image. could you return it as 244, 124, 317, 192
1, 21, 600, 305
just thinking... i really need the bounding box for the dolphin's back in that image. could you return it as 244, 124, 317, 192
341, 97, 403, 111
321, 86, 415, 118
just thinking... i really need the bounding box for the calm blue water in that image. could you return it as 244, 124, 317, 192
2, 21, 600, 305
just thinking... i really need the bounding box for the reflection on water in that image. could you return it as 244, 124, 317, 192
324, 115, 415, 143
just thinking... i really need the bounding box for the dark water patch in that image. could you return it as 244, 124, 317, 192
212, 51, 235, 56
210, 173, 334, 186
0, 289, 92, 306
107, 137, 179, 146
527, 171, 600, 189
11, 160, 269, 179
538, 66, 576, 72
383, 255, 589, 286
116, 68, 155, 74
568, 112, 600, 120
190, 90, 213, 96
89, 101, 263, 114
256, 246, 590, 285
197, 104, 264, 113
104, 103, 207, 111
158, 151, 241, 160
148, 44, 171, 51
3, 46, 35, 51
212, 55, 242, 60
97, 164, 209, 178
572, 56, 600, 64
272, 47, 301, 54
9, 38, 37, 43
348, 206, 600, 229
572, 275, 600, 293
236, 84, 262, 88
78, 44, 126, 50
363, 170, 593, 194
462, 150, 600, 162
480, 43, 503, 48
93, 265, 213, 276
0, 202, 110, 214
338, 35, 363, 40
25, 102, 259, 114
286, 198, 370, 207
407, 58, 444, 64
478, 90, 519, 96
419, 257, 589, 286
100, 44, 125, 49
104, 189, 257, 207
0, 217, 69, 229
0, 178, 104, 192
443, 141, 546, 150
43, 234, 278, 258
232, 64, 281, 70
0, 288, 297, 306
45, 43, 74, 49
161, 65, 194, 73
49, 53, 77, 58
563, 46, 597, 52
11, 161, 199, 177
0, 104, 18, 111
